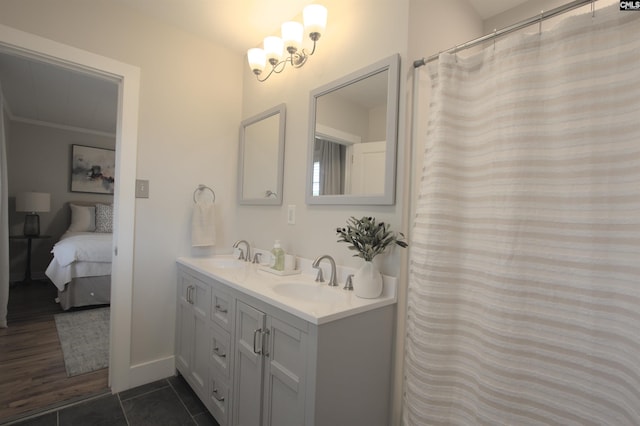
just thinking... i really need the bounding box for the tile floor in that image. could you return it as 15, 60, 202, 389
7, 375, 220, 426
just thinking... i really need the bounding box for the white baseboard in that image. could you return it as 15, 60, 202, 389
128, 355, 176, 389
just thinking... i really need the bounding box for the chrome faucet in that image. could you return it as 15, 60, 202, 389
312, 255, 338, 286
344, 274, 354, 291
232, 240, 251, 262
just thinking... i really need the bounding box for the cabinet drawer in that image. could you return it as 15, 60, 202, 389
178, 274, 192, 302
180, 273, 211, 319
211, 289, 232, 331
210, 323, 231, 378
208, 370, 230, 426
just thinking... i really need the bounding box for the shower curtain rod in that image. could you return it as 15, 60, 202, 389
414, 0, 597, 68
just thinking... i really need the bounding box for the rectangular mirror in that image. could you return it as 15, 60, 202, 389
306, 54, 400, 205
238, 103, 286, 205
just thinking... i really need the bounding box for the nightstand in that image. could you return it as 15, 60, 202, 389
9, 235, 52, 284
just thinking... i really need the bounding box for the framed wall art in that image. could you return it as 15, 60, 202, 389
70, 144, 115, 194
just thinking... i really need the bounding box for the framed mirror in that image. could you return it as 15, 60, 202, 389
306, 54, 400, 205
238, 103, 286, 205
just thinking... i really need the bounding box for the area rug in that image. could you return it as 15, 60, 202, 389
54, 307, 109, 377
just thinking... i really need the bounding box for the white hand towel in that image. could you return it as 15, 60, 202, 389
191, 200, 216, 247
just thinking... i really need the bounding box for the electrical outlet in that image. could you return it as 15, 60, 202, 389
136, 179, 149, 198
287, 204, 296, 225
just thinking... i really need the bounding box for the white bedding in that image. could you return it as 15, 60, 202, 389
51, 231, 112, 266
45, 231, 112, 291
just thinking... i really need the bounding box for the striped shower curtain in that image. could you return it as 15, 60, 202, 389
404, 4, 640, 425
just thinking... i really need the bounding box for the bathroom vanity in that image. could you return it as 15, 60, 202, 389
176, 256, 397, 426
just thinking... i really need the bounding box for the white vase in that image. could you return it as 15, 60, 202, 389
353, 260, 383, 299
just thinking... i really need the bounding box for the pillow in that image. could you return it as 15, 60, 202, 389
68, 204, 96, 232
95, 203, 113, 233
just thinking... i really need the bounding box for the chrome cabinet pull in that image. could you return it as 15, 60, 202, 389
212, 388, 225, 402
213, 346, 226, 358
252, 328, 263, 354
215, 304, 228, 313
186, 286, 192, 304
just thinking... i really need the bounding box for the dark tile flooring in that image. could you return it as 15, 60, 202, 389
7, 375, 220, 426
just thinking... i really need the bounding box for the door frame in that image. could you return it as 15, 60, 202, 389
0, 24, 140, 392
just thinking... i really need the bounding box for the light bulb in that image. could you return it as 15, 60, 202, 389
263, 36, 283, 65
247, 48, 266, 75
303, 4, 327, 41
281, 21, 303, 54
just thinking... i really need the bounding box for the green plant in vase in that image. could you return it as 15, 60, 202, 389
336, 216, 408, 298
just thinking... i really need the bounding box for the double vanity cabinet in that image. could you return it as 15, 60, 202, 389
176, 256, 397, 426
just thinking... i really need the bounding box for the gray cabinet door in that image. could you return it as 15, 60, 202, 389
233, 301, 266, 426
190, 275, 211, 396
262, 316, 307, 426
175, 274, 193, 374
191, 305, 209, 395
176, 272, 211, 398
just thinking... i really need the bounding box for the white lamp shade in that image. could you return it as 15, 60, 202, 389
281, 21, 303, 53
16, 192, 50, 213
303, 4, 327, 37
263, 36, 283, 64
247, 48, 266, 73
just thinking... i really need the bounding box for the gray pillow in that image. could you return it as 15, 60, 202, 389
95, 203, 113, 233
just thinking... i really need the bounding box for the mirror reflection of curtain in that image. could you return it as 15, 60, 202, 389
314, 139, 345, 195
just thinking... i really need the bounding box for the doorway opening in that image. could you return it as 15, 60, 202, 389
0, 25, 139, 422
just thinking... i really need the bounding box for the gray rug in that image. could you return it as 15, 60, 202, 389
54, 307, 110, 377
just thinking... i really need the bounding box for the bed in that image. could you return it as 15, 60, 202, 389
45, 202, 113, 310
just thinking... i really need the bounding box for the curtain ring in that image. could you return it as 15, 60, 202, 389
493, 29, 497, 51
539, 10, 544, 34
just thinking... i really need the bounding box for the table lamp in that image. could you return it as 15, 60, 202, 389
16, 192, 51, 236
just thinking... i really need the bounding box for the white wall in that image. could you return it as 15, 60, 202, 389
0, 0, 243, 368
6, 122, 114, 279
368, 104, 387, 142
316, 94, 369, 142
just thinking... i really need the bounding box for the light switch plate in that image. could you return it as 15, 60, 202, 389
287, 204, 296, 225
136, 179, 149, 198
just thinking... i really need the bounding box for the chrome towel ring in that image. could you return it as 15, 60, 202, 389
193, 184, 216, 203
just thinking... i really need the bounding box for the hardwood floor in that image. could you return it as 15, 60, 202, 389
0, 281, 109, 424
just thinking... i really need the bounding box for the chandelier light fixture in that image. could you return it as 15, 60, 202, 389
247, 4, 327, 82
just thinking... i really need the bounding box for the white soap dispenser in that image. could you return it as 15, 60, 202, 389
270, 240, 285, 271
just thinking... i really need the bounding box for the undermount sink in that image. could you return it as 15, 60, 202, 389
272, 282, 345, 303
203, 256, 245, 269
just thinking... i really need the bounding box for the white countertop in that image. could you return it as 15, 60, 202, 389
177, 255, 397, 325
